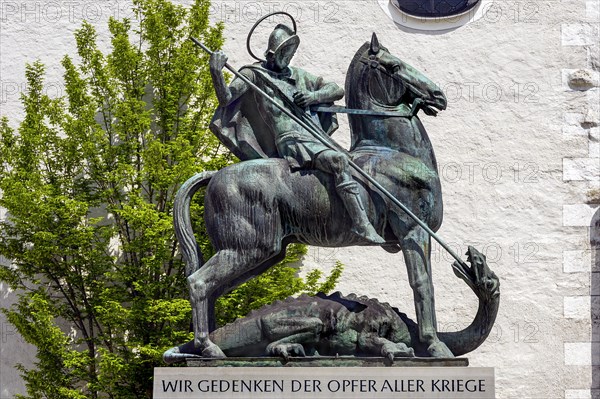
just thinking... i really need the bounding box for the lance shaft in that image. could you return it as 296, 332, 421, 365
191, 37, 468, 269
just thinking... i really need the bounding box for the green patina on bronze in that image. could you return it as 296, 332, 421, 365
171, 13, 500, 362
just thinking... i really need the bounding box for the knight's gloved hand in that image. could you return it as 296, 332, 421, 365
293, 91, 317, 107
210, 50, 228, 71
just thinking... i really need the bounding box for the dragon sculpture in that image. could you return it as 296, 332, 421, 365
164, 246, 499, 363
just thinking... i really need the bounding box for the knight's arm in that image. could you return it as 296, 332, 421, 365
209, 51, 251, 106
313, 78, 344, 103
293, 73, 344, 108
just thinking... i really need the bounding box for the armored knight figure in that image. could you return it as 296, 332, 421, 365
209, 23, 385, 244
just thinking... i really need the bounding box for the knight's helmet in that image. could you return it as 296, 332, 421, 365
264, 24, 300, 59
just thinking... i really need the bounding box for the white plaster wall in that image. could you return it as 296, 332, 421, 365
0, 0, 599, 397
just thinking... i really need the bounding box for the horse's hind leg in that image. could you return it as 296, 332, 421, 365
400, 226, 454, 358
187, 246, 281, 357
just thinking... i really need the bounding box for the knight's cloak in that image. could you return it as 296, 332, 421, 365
209, 63, 339, 162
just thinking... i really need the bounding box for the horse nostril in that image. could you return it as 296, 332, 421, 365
433, 90, 447, 109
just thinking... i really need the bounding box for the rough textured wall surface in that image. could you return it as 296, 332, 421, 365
0, 0, 598, 397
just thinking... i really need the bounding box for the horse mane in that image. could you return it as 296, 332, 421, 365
344, 42, 370, 108
345, 42, 372, 150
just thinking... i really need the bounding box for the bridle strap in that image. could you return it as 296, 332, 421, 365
358, 56, 403, 83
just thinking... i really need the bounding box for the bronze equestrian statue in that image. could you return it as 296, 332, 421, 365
172, 13, 499, 360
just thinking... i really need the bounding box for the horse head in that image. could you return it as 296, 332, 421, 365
346, 33, 446, 114
345, 33, 447, 156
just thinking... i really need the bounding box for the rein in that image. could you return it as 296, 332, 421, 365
356, 52, 438, 116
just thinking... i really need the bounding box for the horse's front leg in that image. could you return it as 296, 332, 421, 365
401, 227, 454, 358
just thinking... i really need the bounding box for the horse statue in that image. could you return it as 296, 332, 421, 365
174, 33, 454, 359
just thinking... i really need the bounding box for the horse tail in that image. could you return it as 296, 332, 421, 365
174, 171, 217, 277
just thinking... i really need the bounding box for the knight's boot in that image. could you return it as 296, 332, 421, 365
337, 181, 386, 244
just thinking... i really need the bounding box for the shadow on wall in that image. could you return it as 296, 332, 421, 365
592, 207, 599, 398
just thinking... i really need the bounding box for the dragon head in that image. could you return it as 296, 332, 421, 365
452, 246, 500, 301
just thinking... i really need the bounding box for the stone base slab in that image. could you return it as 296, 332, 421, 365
154, 364, 494, 399
186, 356, 469, 367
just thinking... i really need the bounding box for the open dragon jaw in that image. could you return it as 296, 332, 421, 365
165, 12, 500, 365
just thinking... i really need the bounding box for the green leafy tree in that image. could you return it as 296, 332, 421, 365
0, 0, 341, 398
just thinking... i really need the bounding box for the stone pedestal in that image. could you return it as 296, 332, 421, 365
154, 357, 495, 398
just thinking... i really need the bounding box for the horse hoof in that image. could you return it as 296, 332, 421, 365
163, 340, 203, 364
427, 341, 454, 358
382, 244, 401, 253
163, 346, 183, 364
202, 342, 227, 358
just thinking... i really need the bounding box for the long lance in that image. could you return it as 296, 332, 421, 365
191, 37, 470, 271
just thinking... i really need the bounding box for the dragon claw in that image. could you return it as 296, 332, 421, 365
382, 343, 415, 360
267, 343, 306, 360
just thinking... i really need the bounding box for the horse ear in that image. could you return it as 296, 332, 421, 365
370, 32, 380, 54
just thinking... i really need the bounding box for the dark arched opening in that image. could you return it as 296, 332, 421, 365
391, 0, 481, 18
